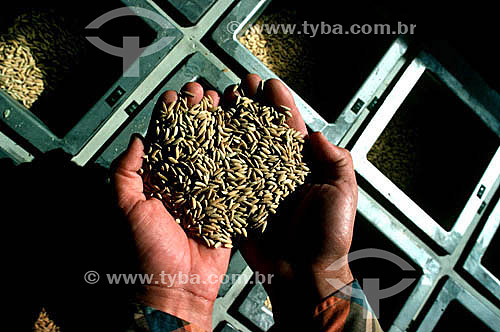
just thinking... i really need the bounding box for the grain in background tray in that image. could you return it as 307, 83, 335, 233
239, 8, 317, 113
239, 1, 394, 122
0, 2, 156, 137
367, 71, 499, 230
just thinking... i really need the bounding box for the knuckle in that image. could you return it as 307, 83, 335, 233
160, 90, 170, 100
338, 147, 353, 160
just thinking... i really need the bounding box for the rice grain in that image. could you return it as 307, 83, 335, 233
140, 92, 309, 247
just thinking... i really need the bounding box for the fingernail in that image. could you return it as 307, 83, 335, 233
128, 133, 144, 148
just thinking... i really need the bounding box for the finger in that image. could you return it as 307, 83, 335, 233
113, 136, 147, 215
158, 90, 178, 108
204, 89, 220, 108
146, 90, 178, 143
223, 74, 263, 105
263, 79, 308, 137
198, 242, 232, 258
241, 73, 263, 99
223, 83, 240, 105
308, 132, 356, 184
180, 82, 204, 106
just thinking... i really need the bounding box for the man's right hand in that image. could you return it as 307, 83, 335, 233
228, 74, 358, 326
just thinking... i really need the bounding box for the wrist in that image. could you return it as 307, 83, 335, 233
266, 260, 353, 326
311, 260, 354, 300
138, 286, 214, 331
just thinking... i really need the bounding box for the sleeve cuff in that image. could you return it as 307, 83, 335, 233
129, 304, 207, 332
313, 280, 383, 332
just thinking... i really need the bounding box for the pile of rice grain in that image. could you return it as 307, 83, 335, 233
0, 9, 86, 109
140, 90, 309, 248
33, 308, 60, 332
0, 35, 44, 109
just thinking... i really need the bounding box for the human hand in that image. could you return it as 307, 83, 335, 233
113, 83, 231, 331
227, 74, 358, 322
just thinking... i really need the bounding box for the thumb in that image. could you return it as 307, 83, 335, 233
112, 135, 146, 215
307, 132, 356, 185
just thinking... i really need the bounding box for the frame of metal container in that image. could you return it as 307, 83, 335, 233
0, 131, 33, 165
416, 278, 500, 331
350, 53, 500, 254
0, 0, 183, 156
357, 186, 440, 332
357, 174, 500, 332
464, 199, 500, 302
165, 0, 219, 24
